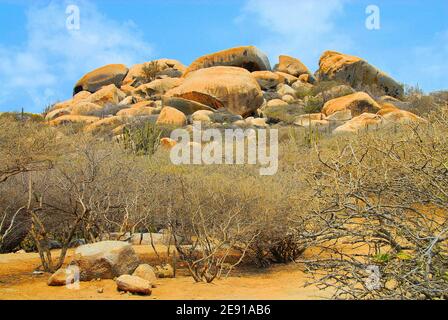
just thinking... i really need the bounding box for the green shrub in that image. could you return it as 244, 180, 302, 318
303, 96, 324, 114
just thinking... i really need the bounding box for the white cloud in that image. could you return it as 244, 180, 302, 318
0, 0, 153, 111
237, 0, 352, 71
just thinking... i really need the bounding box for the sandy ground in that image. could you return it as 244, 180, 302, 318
0, 245, 330, 300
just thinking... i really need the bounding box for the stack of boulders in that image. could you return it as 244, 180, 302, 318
45, 45, 426, 136
47, 241, 174, 296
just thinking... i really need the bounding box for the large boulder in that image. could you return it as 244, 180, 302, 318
116, 107, 158, 118
132, 264, 157, 285
275, 71, 298, 85
116, 275, 152, 295
156, 106, 187, 126
322, 92, 381, 117
45, 108, 71, 121
70, 241, 140, 281
166, 66, 264, 117
316, 51, 404, 98
74, 64, 129, 95
314, 84, 356, 102
86, 84, 126, 107
333, 113, 385, 134
251, 71, 285, 90
191, 110, 215, 123
49, 115, 99, 126
378, 105, 427, 124
84, 116, 125, 133
132, 78, 184, 101
122, 59, 186, 87
71, 102, 103, 116
275, 55, 315, 82
162, 96, 215, 115
184, 46, 271, 76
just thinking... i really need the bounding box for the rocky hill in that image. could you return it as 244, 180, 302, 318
45, 45, 427, 135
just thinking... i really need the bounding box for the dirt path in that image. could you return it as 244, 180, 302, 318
0, 246, 330, 300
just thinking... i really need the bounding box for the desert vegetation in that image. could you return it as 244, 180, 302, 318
1, 45, 448, 299
2, 100, 447, 299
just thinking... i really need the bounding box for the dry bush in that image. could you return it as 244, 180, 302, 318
0, 117, 61, 252
141, 61, 161, 84
296, 108, 448, 299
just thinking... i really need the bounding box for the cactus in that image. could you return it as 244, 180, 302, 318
121, 122, 162, 156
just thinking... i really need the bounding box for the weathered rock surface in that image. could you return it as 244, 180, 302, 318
86, 84, 126, 107
123, 59, 186, 87
74, 64, 129, 95
70, 241, 140, 281
276, 55, 315, 82
156, 106, 187, 126
162, 96, 215, 115
333, 113, 385, 134
132, 264, 157, 285
316, 51, 404, 98
49, 115, 99, 126
71, 102, 103, 116
184, 46, 271, 76
322, 92, 381, 117
251, 71, 285, 90
116, 275, 152, 295
166, 66, 264, 116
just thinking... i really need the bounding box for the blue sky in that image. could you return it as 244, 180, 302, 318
0, 0, 447, 113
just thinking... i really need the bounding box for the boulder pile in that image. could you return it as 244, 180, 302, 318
45, 46, 426, 136
46, 241, 174, 296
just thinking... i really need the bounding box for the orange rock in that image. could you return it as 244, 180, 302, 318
162, 96, 215, 115
49, 115, 99, 126
45, 107, 71, 121
74, 64, 128, 95
84, 116, 124, 133
276, 55, 315, 81
322, 92, 381, 117
381, 108, 428, 124
274, 71, 298, 85
156, 106, 187, 126
132, 78, 184, 100
123, 59, 186, 86
71, 102, 103, 116
251, 71, 285, 89
120, 84, 136, 96
73, 90, 92, 102
160, 137, 177, 150
86, 84, 126, 107
184, 46, 271, 76
116, 107, 158, 117
333, 113, 385, 134
166, 66, 264, 116
377, 103, 399, 116
316, 51, 403, 98
130, 101, 156, 109
298, 74, 311, 83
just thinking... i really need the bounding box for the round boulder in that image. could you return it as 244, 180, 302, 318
74, 64, 128, 95
322, 92, 381, 117
70, 241, 140, 281
166, 66, 264, 117
184, 46, 271, 76
156, 106, 187, 126
116, 275, 152, 295
316, 51, 404, 98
